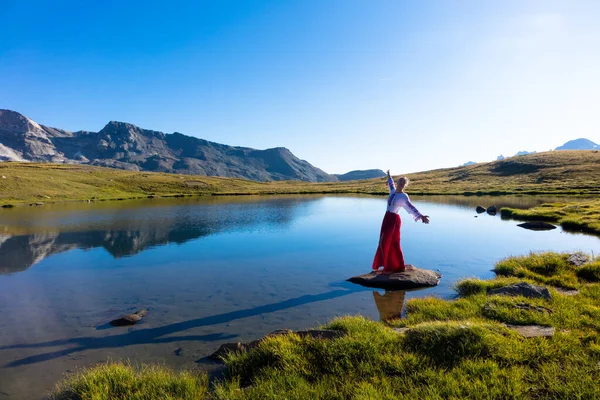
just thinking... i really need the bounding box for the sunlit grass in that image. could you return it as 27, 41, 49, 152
1, 150, 599, 206
52, 252, 600, 399
51, 362, 208, 400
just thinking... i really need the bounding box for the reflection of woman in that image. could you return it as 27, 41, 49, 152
372, 290, 406, 321
372, 170, 429, 273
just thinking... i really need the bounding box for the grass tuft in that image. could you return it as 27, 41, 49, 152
51, 362, 208, 400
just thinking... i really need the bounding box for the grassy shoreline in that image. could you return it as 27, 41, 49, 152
1, 150, 600, 207
52, 252, 600, 399
502, 198, 600, 235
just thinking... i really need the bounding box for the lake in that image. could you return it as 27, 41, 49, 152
0, 195, 598, 399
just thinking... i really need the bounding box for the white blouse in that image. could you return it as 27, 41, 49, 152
386, 177, 424, 221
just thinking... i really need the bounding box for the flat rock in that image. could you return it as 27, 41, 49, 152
110, 309, 147, 326
210, 329, 345, 361
552, 287, 579, 296
505, 324, 555, 338
488, 282, 552, 300
347, 267, 442, 290
517, 221, 557, 231
568, 252, 589, 267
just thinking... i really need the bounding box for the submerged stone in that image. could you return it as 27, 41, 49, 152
517, 221, 557, 231
110, 309, 147, 326
347, 267, 442, 290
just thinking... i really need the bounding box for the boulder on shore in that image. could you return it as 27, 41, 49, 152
110, 309, 147, 326
486, 205, 497, 215
517, 221, 557, 231
476, 206, 486, 213
347, 267, 442, 290
488, 282, 552, 300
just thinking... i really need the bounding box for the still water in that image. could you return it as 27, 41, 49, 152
0, 195, 598, 398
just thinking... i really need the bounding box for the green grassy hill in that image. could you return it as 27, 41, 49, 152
1, 150, 598, 206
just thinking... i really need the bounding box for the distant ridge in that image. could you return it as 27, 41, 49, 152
334, 169, 386, 181
0, 109, 335, 182
555, 138, 598, 151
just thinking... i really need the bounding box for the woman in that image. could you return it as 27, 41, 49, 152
372, 170, 429, 273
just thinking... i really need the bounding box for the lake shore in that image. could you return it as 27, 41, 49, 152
51, 251, 600, 399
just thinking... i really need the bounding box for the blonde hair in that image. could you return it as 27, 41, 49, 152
397, 176, 409, 188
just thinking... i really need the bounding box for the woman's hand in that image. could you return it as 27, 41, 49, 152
421, 216, 430, 224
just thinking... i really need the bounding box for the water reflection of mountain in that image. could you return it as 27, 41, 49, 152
0, 197, 317, 275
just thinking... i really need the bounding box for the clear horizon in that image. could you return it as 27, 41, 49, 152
1, 1, 599, 174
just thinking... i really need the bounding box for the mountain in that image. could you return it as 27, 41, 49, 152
0, 109, 336, 182
514, 151, 535, 156
334, 169, 386, 181
555, 138, 599, 151
460, 161, 476, 167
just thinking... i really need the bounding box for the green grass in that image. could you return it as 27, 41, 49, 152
1, 150, 600, 206
53, 252, 600, 399
502, 198, 600, 235
51, 362, 208, 400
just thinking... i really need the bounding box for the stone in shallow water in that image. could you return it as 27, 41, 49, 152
110, 309, 147, 326
347, 268, 442, 290
488, 282, 552, 300
517, 221, 557, 231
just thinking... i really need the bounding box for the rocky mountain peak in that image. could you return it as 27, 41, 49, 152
0, 109, 44, 135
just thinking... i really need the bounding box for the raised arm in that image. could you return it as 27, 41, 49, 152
386, 169, 396, 193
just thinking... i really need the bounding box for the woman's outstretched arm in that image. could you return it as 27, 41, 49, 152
402, 194, 430, 224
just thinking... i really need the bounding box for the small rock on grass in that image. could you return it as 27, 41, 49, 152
488, 282, 552, 300
505, 324, 555, 338
568, 253, 589, 267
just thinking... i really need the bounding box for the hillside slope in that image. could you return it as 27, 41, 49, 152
0, 151, 598, 206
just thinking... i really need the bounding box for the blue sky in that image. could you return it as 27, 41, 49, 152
1, 0, 599, 174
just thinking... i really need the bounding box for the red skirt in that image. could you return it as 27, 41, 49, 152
372, 212, 405, 272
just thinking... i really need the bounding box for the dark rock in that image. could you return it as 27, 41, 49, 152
347, 267, 442, 290
476, 206, 486, 213
1, 204, 14, 208
568, 253, 589, 267
174, 347, 183, 356
517, 221, 557, 231
110, 309, 148, 326
210, 329, 345, 361
488, 282, 552, 300
486, 205, 497, 215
